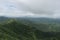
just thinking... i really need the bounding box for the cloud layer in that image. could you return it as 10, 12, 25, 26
0, 0, 59, 18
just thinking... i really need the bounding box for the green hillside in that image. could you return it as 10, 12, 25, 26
0, 19, 60, 40
0, 19, 40, 40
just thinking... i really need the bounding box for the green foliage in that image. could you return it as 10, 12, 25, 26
0, 19, 37, 40
0, 19, 60, 40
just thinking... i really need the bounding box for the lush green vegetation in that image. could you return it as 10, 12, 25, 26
0, 19, 60, 40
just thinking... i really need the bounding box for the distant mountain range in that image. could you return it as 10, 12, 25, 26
0, 16, 60, 24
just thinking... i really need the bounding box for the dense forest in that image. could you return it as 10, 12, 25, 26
0, 18, 60, 40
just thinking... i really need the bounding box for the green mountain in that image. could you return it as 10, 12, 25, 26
0, 17, 60, 40
0, 19, 41, 40
0, 19, 60, 40
0, 16, 60, 32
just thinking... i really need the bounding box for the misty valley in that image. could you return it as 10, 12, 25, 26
0, 0, 60, 40
0, 17, 60, 40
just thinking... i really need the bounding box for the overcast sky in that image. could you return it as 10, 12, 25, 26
0, 0, 59, 18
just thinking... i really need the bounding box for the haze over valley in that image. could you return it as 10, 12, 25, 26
0, 0, 60, 40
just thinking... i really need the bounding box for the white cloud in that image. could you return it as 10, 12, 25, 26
0, 0, 60, 18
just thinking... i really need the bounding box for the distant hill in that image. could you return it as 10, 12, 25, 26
0, 17, 60, 32
0, 16, 60, 23
16, 17, 60, 24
